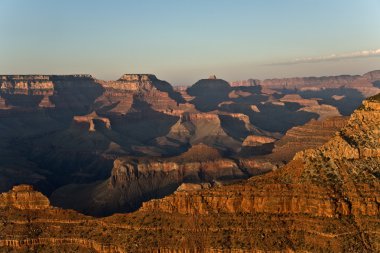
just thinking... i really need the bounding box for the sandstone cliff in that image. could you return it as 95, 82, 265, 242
268, 116, 349, 162
0, 185, 50, 210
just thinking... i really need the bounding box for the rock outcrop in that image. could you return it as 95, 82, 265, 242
95, 74, 186, 114
73, 112, 111, 131
269, 116, 349, 162
0, 185, 50, 210
50, 144, 247, 216
187, 77, 232, 112
242, 135, 276, 146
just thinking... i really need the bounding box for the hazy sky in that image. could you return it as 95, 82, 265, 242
1, 0, 380, 85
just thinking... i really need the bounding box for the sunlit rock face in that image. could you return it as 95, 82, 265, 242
0, 185, 50, 210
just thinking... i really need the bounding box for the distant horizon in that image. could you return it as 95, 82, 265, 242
1, 68, 379, 86
1, 0, 380, 85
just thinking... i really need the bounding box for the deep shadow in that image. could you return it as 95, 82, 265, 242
153, 79, 186, 104
219, 114, 250, 141
187, 79, 232, 112
110, 98, 179, 144
0, 93, 44, 107
50, 75, 105, 115
373, 81, 380, 88
249, 103, 319, 133
297, 88, 365, 115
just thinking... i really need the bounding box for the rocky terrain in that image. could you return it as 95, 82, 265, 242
231, 70, 380, 97
0, 93, 378, 252
0, 71, 379, 216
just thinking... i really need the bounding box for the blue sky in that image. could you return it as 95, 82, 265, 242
1, 0, 379, 85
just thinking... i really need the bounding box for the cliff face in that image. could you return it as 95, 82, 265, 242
50, 144, 247, 216
0, 74, 103, 112
0, 185, 50, 210
268, 116, 349, 162
96, 74, 186, 114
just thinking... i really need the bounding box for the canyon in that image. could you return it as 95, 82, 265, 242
0, 71, 379, 217
0, 93, 378, 252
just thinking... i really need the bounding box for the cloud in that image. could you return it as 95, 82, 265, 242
269, 48, 380, 65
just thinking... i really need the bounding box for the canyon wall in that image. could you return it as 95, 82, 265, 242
0, 94, 379, 252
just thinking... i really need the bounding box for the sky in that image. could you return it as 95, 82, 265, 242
1, 0, 380, 85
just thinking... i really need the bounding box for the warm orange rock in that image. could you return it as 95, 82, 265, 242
242, 135, 276, 146
0, 185, 50, 210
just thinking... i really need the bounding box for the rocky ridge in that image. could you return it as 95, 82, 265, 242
231, 70, 380, 97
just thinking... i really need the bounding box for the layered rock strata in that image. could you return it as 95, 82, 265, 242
0, 94, 379, 252
0, 96, 380, 252
231, 70, 380, 97
0, 185, 50, 210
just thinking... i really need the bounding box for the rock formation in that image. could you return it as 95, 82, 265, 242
0, 94, 378, 252
0, 71, 379, 220
231, 70, 380, 97
73, 112, 111, 131
96, 74, 186, 114
268, 116, 349, 162
187, 77, 232, 112
50, 144, 248, 216
138, 94, 380, 251
0, 185, 50, 210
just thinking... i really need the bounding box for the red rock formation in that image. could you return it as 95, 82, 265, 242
268, 116, 349, 162
0, 75, 54, 94
242, 135, 276, 146
73, 112, 111, 131
142, 97, 379, 218
0, 185, 50, 210
95, 74, 185, 114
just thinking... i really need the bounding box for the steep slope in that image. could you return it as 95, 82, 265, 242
267, 116, 349, 162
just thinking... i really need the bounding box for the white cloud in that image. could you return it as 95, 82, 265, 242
269, 48, 380, 65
